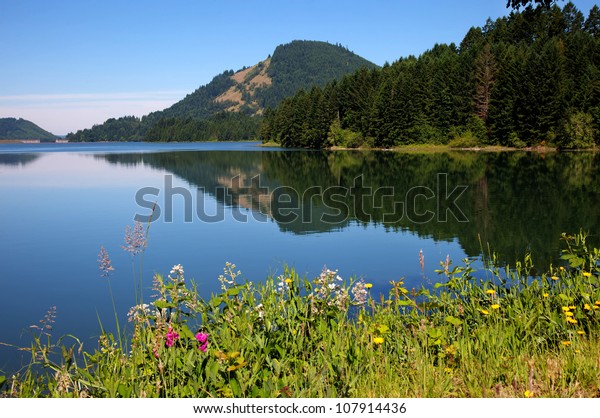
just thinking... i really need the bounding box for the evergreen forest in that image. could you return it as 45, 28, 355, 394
261, 3, 600, 149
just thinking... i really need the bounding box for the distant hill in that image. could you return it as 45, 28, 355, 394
67, 40, 377, 142
0, 118, 57, 141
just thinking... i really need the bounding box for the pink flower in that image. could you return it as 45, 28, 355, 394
195, 332, 209, 352
165, 327, 179, 347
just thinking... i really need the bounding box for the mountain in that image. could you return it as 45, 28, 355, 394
67, 40, 377, 142
0, 118, 57, 141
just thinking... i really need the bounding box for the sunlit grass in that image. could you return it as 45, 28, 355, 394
1, 232, 599, 398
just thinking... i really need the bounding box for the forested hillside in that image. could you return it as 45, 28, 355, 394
261, 3, 600, 149
66, 41, 376, 142
0, 118, 56, 141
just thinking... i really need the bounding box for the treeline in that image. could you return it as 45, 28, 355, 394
145, 112, 261, 142
67, 116, 143, 142
261, 3, 600, 149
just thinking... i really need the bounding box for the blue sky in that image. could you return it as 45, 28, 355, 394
0, 0, 597, 135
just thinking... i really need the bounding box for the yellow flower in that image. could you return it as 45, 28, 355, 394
561, 341, 571, 346
543, 293, 549, 298
524, 390, 533, 398
577, 330, 585, 335
365, 283, 373, 289
445, 344, 457, 356
582, 272, 592, 278
480, 309, 489, 315
566, 318, 578, 324
595, 300, 600, 306
584, 304, 591, 311
485, 289, 496, 295
551, 276, 559, 281
285, 278, 293, 284
373, 337, 384, 345
561, 306, 571, 312
559, 266, 565, 271
491, 304, 500, 310
444, 367, 452, 374
569, 305, 576, 310
564, 311, 574, 317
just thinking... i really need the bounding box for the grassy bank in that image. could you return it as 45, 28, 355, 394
1, 232, 599, 398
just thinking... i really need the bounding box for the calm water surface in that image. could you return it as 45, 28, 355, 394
1, 142, 599, 371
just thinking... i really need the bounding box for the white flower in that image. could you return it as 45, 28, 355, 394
170, 264, 184, 276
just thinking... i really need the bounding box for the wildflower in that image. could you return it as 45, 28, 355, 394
444, 254, 450, 276
480, 309, 489, 315
373, 337, 384, 345
561, 341, 571, 346
561, 306, 571, 312
568, 305, 576, 310
30, 306, 57, 338
543, 293, 549, 298
122, 221, 147, 256
285, 278, 293, 284
170, 264, 184, 276
490, 304, 500, 310
584, 304, 591, 311
351, 280, 368, 305
564, 311, 574, 317
277, 275, 289, 293
595, 300, 600, 306
419, 249, 424, 271
559, 266, 565, 271
444, 367, 452, 374
577, 330, 585, 335
524, 390, 533, 398
98, 246, 115, 278
582, 272, 592, 278
445, 344, 457, 356
485, 289, 496, 295
566, 318, 578, 324
165, 327, 179, 347
195, 332, 209, 352
127, 303, 150, 323
365, 283, 373, 289
551, 276, 559, 281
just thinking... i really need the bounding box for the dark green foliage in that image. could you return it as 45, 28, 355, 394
145, 113, 261, 142
254, 40, 377, 109
263, 3, 600, 149
506, 0, 559, 10
0, 118, 56, 141
66, 116, 143, 142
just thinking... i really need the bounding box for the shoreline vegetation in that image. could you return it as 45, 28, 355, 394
1, 230, 598, 398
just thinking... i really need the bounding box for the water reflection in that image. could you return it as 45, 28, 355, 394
0, 153, 40, 166
96, 150, 600, 269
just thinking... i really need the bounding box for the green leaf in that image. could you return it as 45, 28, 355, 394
230, 378, 242, 397
180, 324, 196, 340
154, 300, 177, 310
376, 324, 390, 334
0, 375, 6, 389
117, 383, 132, 398
445, 316, 463, 326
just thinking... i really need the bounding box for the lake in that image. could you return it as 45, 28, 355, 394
1, 141, 599, 371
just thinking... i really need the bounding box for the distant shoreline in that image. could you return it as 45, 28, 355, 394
2, 140, 598, 153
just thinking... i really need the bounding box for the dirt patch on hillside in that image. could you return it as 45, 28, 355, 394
213, 58, 272, 113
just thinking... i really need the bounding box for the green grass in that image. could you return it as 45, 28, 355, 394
1, 232, 599, 398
